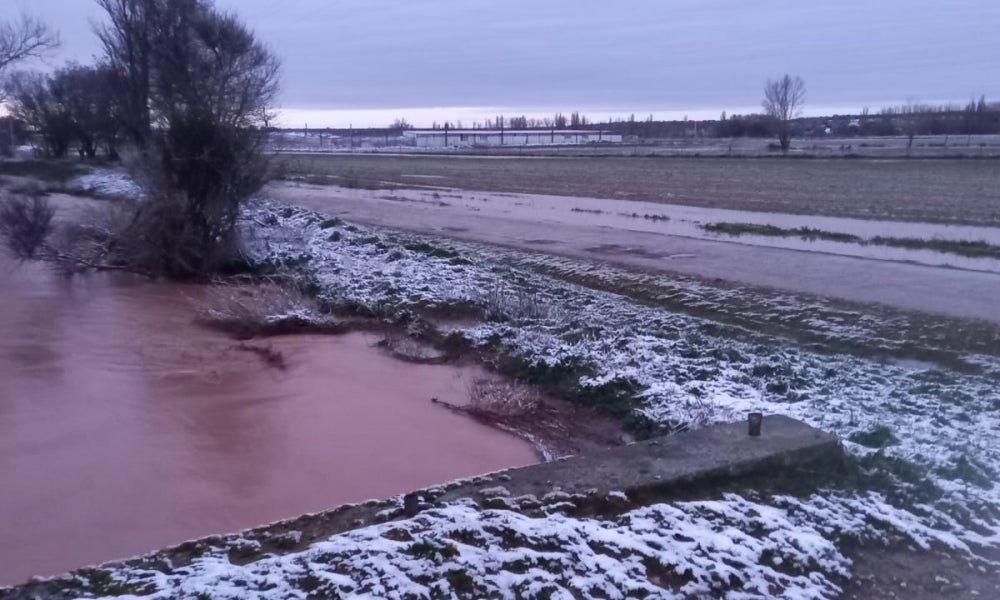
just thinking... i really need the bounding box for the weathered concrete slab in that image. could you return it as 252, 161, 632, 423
439, 414, 841, 504
0, 416, 841, 597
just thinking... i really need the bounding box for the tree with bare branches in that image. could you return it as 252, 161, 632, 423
0, 14, 57, 75
762, 74, 805, 152
0, 14, 57, 154
95, 0, 280, 278
2, 0, 280, 279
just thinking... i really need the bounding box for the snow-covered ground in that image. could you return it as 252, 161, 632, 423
67, 169, 144, 199
81, 493, 957, 599
37, 199, 997, 599
241, 201, 1000, 518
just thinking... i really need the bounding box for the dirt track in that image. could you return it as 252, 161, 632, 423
269, 182, 1000, 323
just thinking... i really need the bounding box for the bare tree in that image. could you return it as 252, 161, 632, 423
762, 74, 805, 152
96, 0, 280, 278
6, 70, 76, 158
3, 0, 280, 278
55, 64, 123, 158
0, 14, 57, 154
94, 0, 152, 150
0, 14, 58, 74
7, 64, 123, 159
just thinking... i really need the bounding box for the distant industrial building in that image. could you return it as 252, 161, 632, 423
403, 129, 623, 148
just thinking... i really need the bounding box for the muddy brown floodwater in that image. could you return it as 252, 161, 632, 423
0, 259, 537, 586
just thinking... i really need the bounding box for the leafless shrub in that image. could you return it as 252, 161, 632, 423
477, 282, 550, 322
6, 178, 45, 196
197, 280, 343, 339
0, 192, 157, 275
379, 330, 447, 364
0, 191, 55, 259
200, 280, 303, 329
467, 378, 541, 418
92, 0, 280, 279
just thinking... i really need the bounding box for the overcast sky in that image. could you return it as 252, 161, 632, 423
9, 0, 1000, 127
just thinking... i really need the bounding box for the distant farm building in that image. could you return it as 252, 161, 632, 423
403, 129, 623, 148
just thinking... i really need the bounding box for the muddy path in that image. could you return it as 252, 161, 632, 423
268, 182, 1000, 323
0, 259, 538, 585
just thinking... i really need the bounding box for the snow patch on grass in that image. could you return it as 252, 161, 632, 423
89, 493, 944, 600
138, 199, 998, 598
68, 169, 144, 199
241, 201, 1000, 552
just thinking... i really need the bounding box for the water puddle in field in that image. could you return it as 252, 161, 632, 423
0, 259, 536, 585
887, 358, 940, 371
276, 184, 1000, 273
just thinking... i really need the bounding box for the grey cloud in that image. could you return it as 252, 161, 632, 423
11, 0, 1000, 113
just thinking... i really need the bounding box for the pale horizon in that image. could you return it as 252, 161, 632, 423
273, 102, 958, 130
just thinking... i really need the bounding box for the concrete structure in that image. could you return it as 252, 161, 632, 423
2, 416, 842, 599
403, 129, 623, 148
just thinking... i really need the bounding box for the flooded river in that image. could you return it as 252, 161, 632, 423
0, 260, 536, 585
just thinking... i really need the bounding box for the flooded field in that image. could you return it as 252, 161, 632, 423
269, 182, 1000, 322
0, 260, 536, 585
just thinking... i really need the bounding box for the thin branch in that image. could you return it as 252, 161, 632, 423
47, 248, 155, 278
0, 14, 59, 73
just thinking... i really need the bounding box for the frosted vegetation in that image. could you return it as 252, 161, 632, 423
86, 495, 959, 599
67, 170, 144, 199
68, 200, 999, 598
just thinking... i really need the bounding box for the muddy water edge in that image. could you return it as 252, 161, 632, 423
0, 258, 537, 586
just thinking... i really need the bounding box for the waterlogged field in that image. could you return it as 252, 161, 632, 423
276, 154, 1000, 226
37, 199, 1000, 599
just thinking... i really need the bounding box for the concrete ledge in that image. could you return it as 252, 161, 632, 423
438, 414, 842, 503
0, 416, 841, 597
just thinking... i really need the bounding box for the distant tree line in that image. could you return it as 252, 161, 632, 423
6, 65, 122, 158
386, 97, 1000, 140
418, 111, 593, 131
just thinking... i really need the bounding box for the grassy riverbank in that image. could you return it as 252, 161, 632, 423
4, 194, 999, 599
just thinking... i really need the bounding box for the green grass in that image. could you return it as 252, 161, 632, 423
702, 222, 861, 243
704, 222, 1000, 260
871, 236, 1000, 259
404, 241, 461, 259
495, 354, 659, 437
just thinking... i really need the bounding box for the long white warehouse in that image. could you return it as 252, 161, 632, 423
403, 129, 622, 148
